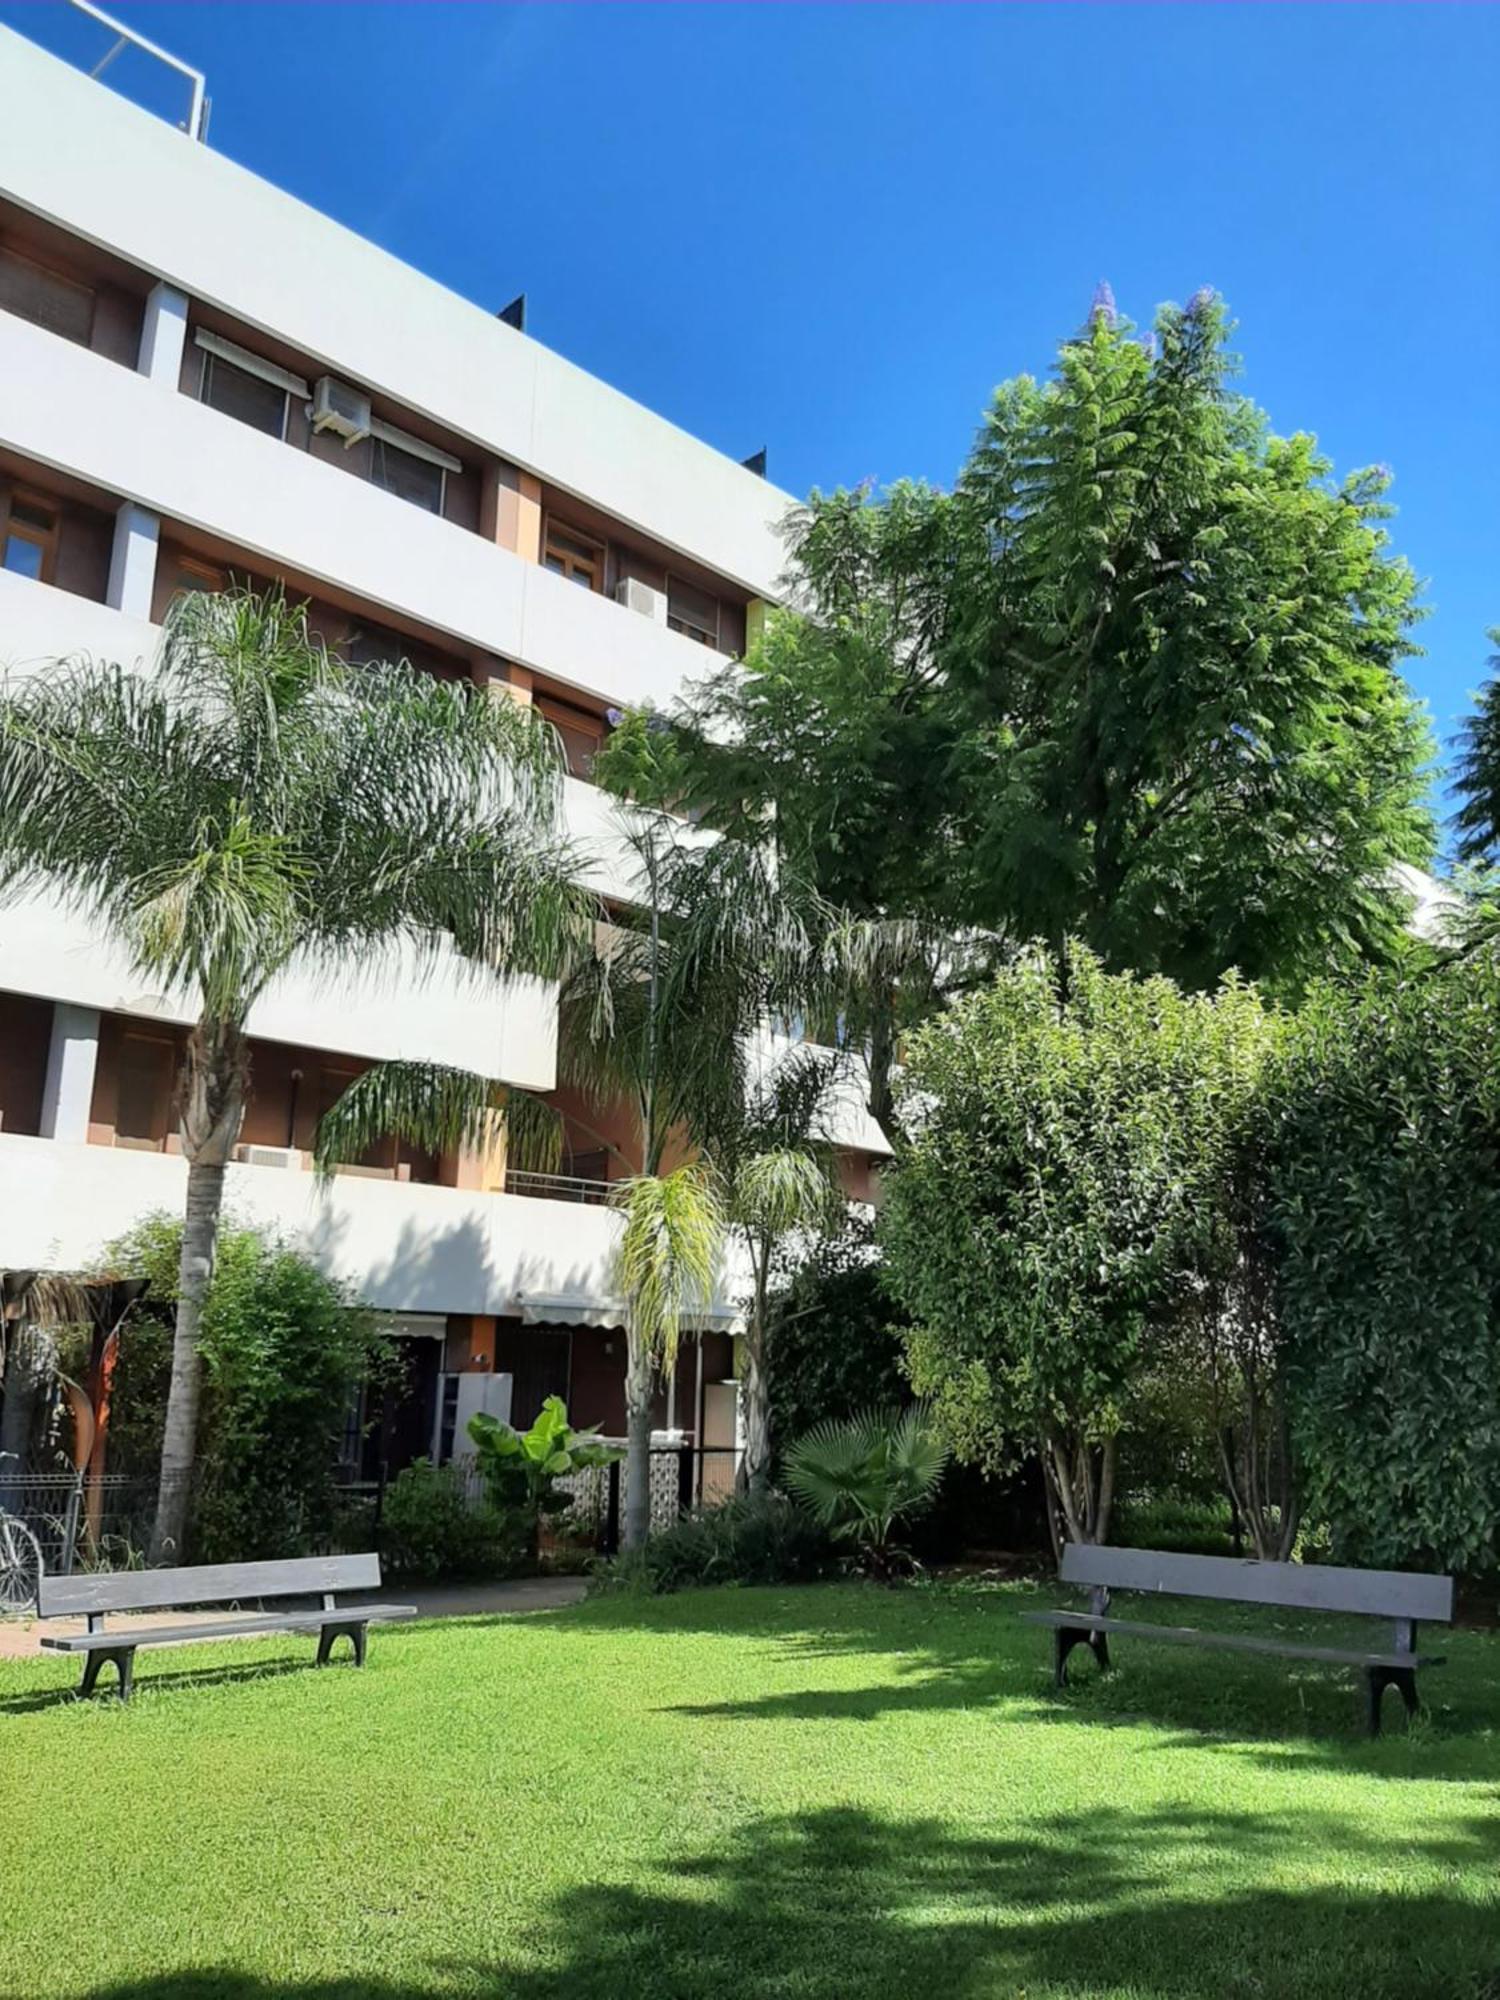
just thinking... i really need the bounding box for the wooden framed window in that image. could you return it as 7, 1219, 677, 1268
1, 492, 60, 584
542, 521, 604, 591
114, 1032, 177, 1150
164, 552, 228, 602
667, 575, 720, 649
536, 693, 607, 780
0, 247, 94, 345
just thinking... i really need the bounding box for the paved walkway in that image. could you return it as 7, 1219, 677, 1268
0, 1573, 588, 1661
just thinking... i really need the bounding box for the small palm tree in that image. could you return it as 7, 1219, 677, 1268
784, 1405, 948, 1579
0, 588, 582, 1561
707, 1046, 847, 1489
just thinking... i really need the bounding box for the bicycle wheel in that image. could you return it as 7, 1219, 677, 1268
0, 1511, 43, 1614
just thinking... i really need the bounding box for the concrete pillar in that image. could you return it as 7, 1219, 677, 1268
482, 463, 543, 562
106, 501, 159, 619
40, 1003, 100, 1143
137, 280, 189, 386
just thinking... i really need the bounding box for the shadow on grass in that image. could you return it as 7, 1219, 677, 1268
0, 1655, 345, 1715
75, 1800, 1500, 2000
573, 1581, 1500, 1761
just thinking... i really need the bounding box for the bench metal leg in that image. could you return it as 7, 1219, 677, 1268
315, 1621, 368, 1668
1366, 1664, 1419, 1737
79, 1647, 136, 1703
1053, 1625, 1111, 1688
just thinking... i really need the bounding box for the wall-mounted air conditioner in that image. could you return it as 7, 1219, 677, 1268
309, 375, 372, 445
615, 577, 667, 624
233, 1143, 302, 1170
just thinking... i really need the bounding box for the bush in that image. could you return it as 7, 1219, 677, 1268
785, 1406, 948, 1579
1267, 962, 1500, 1573
103, 1213, 394, 1563
597, 1490, 834, 1595
378, 1460, 524, 1581
766, 1228, 910, 1468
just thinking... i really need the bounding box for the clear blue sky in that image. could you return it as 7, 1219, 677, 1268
7, 1, 1498, 828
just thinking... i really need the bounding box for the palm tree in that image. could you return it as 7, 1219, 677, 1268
705, 1044, 847, 1489
0, 587, 581, 1561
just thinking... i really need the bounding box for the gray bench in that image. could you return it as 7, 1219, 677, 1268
1022, 1543, 1453, 1735
37, 1553, 415, 1701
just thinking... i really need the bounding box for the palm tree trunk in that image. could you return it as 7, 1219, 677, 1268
739, 1248, 774, 1491
622, 1334, 655, 1551
149, 1020, 246, 1564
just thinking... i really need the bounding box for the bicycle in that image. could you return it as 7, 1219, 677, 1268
0, 1455, 45, 1615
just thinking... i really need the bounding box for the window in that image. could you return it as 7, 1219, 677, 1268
370, 435, 445, 514
536, 694, 607, 780
1, 493, 59, 584
542, 522, 603, 591
667, 575, 721, 649
115, 1033, 176, 1148
193, 330, 306, 441
162, 552, 227, 602
199, 351, 288, 438
0, 248, 93, 344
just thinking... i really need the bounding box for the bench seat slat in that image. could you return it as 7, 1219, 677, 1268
40, 1605, 417, 1652
1056, 1544, 1452, 1624
1020, 1609, 1443, 1671
36, 1554, 384, 1620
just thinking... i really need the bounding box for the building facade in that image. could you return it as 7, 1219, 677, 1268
0, 27, 890, 1482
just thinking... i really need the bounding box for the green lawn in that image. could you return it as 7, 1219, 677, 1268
2, 1582, 1498, 2000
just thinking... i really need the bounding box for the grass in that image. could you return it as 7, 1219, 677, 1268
2, 1581, 1499, 1999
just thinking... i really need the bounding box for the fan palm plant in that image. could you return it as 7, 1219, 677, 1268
0, 587, 583, 1560
784, 1405, 948, 1579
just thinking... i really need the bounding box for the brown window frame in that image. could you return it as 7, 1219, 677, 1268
666, 573, 721, 650
197, 346, 291, 441
1, 488, 61, 586
541, 518, 604, 592
535, 692, 608, 781
113, 1029, 179, 1152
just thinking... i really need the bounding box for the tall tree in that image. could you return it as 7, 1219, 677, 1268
1452, 632, 1500, 867
0, 588, 580, 1560
631, 288, 1433, 1123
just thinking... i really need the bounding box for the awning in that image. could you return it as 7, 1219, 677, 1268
516, 1293, 741, 1333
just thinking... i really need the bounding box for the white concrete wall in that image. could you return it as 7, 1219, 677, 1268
0, 1133, 753, 1322
0, 25, 794, 600
0, 313, 727, 715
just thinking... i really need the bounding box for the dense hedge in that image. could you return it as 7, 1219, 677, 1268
1268, 964, 1500, 1572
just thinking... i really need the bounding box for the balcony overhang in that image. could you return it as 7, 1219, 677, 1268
516, 1292, 740, 1334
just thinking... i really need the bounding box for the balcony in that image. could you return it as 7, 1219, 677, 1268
505, 1168, 613, 1208
0, 311, 732, 712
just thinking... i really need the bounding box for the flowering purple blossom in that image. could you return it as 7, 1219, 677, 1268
1186, 285, 1216, 315
605, 707, 625, 728
1090, 279, 1117, 328
1370, 462, 1393, 483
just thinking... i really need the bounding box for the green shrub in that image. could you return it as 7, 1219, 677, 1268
784, 1406, 948, 1578
597, 1490, 834, 1595
102, 1213, 394, 1563
766, 1227, 910, 1468
378, 1460, 523, 1581
468, 1395, 621, 1565
1267, 962, 1500, 1573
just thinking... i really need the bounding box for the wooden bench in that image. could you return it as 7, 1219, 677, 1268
37, 1553, 416, 1701
1022, 1544, 1453, 1735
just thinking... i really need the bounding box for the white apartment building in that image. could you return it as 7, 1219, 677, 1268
0, 25, 889, 1476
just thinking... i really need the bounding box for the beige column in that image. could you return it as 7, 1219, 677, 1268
483, 463, 544, 561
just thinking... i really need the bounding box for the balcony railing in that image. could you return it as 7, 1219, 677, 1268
506, 1169, 613, 1207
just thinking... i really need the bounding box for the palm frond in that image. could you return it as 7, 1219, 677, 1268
730, 1146, 841, 1239
610, 1165, 724, 1371
312, 1060, 562, 1181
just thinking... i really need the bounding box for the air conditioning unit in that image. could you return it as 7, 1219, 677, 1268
615, 577, 667, 624
309, 375, 372, 445
233, 1143, 302, 1170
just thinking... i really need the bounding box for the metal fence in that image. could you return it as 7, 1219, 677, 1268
0, 1470, 162, 1575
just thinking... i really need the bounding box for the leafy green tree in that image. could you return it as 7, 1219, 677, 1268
765, 1225, 911, 1466
1265, 961, 1500, 1572
0, 588, 580, 1560
1452, 632, 1500, 867
880, 945, 1272, 1550
623, 290, 1432, 1131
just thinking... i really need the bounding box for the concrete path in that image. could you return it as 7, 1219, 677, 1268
0, 1573, 588, 1662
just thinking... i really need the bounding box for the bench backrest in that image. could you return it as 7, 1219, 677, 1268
1059, 1544, 1453, 1624
37, 1553, 382, 1620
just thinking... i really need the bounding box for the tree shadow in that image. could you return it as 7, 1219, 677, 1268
75, 1800, 1500, 2000
0, 1653, 328, 1715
